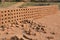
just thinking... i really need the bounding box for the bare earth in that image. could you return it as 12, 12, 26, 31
34, 11, 60, 40
7, 2, 24, 8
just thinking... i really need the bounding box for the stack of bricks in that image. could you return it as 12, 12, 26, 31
0, 5, 58, 27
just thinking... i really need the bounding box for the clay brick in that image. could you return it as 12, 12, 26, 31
0, 5, 58, 27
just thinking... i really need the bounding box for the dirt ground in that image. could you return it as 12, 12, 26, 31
7, 2, 24, 8
34, 11, 60, 40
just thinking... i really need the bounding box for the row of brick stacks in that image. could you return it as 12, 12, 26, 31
0, 5, 58, 27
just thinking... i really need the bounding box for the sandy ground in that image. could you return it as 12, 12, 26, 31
34, 11, 60, 40
7, 2, 24, 8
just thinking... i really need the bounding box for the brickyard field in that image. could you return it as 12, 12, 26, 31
0, 2, 60, 40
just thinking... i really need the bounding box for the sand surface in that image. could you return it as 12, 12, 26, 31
34, 11, 60, 40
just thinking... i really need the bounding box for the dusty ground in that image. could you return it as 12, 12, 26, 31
7, 2, 24, 8
34, 11, 60, 40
